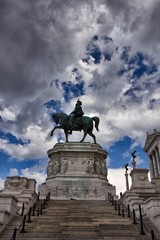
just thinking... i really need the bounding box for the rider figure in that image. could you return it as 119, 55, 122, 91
69, 99, 84, 133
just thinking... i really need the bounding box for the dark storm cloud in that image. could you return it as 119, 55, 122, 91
140, 1, 160, 47
0, 0, 91, 104
0, 0, 52, 102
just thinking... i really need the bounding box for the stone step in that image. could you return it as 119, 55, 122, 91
0, 200, 156, 240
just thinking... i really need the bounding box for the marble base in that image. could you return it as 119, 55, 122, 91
39, 142, 116, 200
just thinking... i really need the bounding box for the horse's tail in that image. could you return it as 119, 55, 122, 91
92, 117, 100, 131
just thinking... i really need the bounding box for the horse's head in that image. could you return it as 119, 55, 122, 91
52, 113, 59, 124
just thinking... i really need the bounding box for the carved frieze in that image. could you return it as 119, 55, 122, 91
47, 160, 60, 176
71, 186, 82, 198
4, 177, 27, 191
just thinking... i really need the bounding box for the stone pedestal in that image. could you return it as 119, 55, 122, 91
130, 168, 155, 193
39, 142, 116, 200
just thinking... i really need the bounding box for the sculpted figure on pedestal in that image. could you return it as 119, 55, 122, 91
87, 160, 95, 174
47, 163, 54, 176
50, 99, 100, 143
53, 160, 60, 175
95, 161, 102, 174
102, 161, 107, 177
131, 150, 136, 169
60, 160, 68, 173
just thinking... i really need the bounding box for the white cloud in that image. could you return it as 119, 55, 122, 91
9, 168, 19, 176
21, 168, 47, 192
108, 168, 132, 195
0, 124, 57, 161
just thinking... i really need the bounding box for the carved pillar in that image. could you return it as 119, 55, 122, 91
155, 147, 160, 176
125, 171, 129, 191
152, 151, 159, 177
150, 154, 155, 179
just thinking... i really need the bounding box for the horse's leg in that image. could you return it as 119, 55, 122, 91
88, 131, 96, 144
64, 130, 69, 142
50, 126, 61, 136
80, 130, 87, 142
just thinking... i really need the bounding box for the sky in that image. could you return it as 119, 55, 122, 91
0, 0, 160, 195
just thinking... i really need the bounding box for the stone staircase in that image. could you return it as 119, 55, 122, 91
0, 200, 160, 240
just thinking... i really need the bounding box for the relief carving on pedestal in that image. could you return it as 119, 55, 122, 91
47, 160, 60, 176
52, 185, 70, 198
95, 160, 102, 174
102, 161, 108, 177
139, 174, 146, 181
87, 160, 95, 174
60, 160, 68, 174
71, 186, 82, 198
47, 162, 54, 176
53, 160, 60, 174
4, 177, 27, 191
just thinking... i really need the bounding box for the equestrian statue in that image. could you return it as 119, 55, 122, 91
50, 99, 99, 143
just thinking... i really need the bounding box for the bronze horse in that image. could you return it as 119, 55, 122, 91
50, 112, 99, 143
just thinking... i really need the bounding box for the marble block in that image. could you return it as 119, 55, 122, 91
130, 168, 155, 193
39, 142, 116, 200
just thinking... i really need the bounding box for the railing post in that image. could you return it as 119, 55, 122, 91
139, 205, 145, 235
132, 209, 137, 224
21, 202, 25, 216
43, 199, 46, 209
127, 204, 131, 218
151, 230, 155, 240
37, 192, 40, 201
40, 203, 43, 214
118, 204, 121, 216
20, 215, 26, 233
12, 227, 17, 240
48, 191, 51, 201
27, 207, 32, 223
111, 197, 114, 206
114, 200, 117, 210
45, 196, 48, 205
108, 192, 110, 201
122, 209, 124, 218
32, 203, 36, 216
37, 208, 40, 216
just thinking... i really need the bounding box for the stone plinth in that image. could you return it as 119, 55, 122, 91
39, 142, 116, 200
130, 168, 155, 193
1, 177, 37, 214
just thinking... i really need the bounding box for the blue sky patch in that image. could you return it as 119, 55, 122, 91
0, 131, 25, 145
106, 136, 148, 169
44, 99, 62, 113
120, 48, 158, 79
62, 81, 84, 102
86, 35, 113, 64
